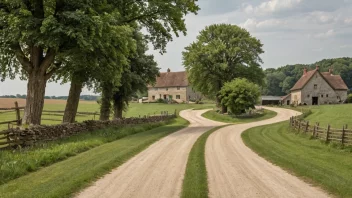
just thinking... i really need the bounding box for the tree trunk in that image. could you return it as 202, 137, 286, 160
100, 83, 113, 121
22, 70, 47, 125
113, 96, 124, 119
63, 81, 83, 123
221, 104, 228, 114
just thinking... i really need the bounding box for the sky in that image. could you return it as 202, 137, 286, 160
1, 0, 352, 96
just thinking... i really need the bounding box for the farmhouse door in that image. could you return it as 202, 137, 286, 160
312, 97, 318, 105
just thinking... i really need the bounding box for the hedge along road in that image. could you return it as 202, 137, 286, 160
76, 109, 224, 198
206, 107, 330, 198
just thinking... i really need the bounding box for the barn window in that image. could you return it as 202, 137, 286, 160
321, 94, 324, 98
314, 84, 317, 89
176, 95, 180, 99
326, 94, 329, 97
307, 94, 310, 98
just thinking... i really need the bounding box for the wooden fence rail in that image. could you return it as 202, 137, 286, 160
289, 117, 352, 146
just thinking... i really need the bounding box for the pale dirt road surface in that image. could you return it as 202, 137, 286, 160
206, 107, 330, 198
76, 109, 224, 198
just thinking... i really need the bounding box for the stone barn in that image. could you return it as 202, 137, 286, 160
289, 66, 348, 105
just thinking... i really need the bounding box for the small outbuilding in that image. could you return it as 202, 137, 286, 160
261, 96, 282, 105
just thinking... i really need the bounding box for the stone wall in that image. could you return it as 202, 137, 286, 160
4, 115, 176, 148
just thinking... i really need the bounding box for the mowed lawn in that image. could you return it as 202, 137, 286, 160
202, 109, 277, 124
242, 104, 352, 197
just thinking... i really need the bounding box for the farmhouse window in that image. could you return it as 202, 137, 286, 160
176, 95, 181, 99
152, 96, 155, 100
314, 84, 317, 89
177, 87, 180, 90
166, 87, 168, 91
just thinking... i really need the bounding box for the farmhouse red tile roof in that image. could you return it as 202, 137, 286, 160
148, 71, 189, 88
291, 69, 348, 91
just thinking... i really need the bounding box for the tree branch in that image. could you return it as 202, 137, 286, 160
121, 10, 160, 24
45, 62, 62, 80
40, 48, 56, 72
11, 43, 31, 72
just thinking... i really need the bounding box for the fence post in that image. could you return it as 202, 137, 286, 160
312, 124, 316, 137
305, 121, 309, 133
326, 124, 330, 143
341, 126, 345, 145
298, 120, 301, 133
14, 101, 21, 126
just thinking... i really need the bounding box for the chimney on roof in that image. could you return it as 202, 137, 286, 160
167, 68, 171, 72
303, 67, 307, 75
316, 65, 320, 71
329, 67, 333, 75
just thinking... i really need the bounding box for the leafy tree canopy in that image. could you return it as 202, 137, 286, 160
219, 78, 261, 115
183, 24, 265, 102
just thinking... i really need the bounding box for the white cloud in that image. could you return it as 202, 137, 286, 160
243, 5, 254, 14
251, 0, 302, 14
308, 11, 337, 24
240, 18, 286, 31
344, 17, 352, 24
313, 29, 335, 39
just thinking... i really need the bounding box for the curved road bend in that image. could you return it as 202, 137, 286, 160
76, 109, 224, 198
206, 107, 330, 198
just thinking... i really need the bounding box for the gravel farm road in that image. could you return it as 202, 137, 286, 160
206, 107, 330, 198
76, 109, 224, 198
77, 107, 330, 198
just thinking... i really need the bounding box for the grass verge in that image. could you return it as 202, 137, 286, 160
0, 116, 189, 198
0, 121, 170, 185
181, 125, 229, 198
242, 121, 352, 197
202, 109, 277, 124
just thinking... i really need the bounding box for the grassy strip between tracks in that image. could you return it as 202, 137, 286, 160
181, 125, 230, 198
202, 109, 277, 124
242, 121, 352, 197
0, 116, 189, 198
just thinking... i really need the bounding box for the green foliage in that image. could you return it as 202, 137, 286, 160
263, 57, 352, 96
219, 78, 261, 115
183, 24, 265, 100
347, 94, 352, 103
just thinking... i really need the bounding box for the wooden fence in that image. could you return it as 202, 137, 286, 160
289, 117, 352, 145
0, 102, 100, 129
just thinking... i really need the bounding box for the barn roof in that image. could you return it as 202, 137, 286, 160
148, 70, 189, 88
291, 68, 348, 91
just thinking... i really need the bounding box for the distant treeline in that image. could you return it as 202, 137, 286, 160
263, 57, 352, 96
0, 94, 100, 101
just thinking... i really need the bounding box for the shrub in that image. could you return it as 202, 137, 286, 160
347, 94, 352, 103
219, 78, 261, 115
156, 98, 166, 103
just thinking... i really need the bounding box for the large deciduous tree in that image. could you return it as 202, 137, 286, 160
112, 31, 159, 119
96, 0, 200, 120
0, 1, 132, 124
183, 24, 265, 113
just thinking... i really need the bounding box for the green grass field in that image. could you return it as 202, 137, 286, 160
242, 104, 352, 197
202, 109, 277, 124
0, 116, 189, 198
0, 102, 215, 130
